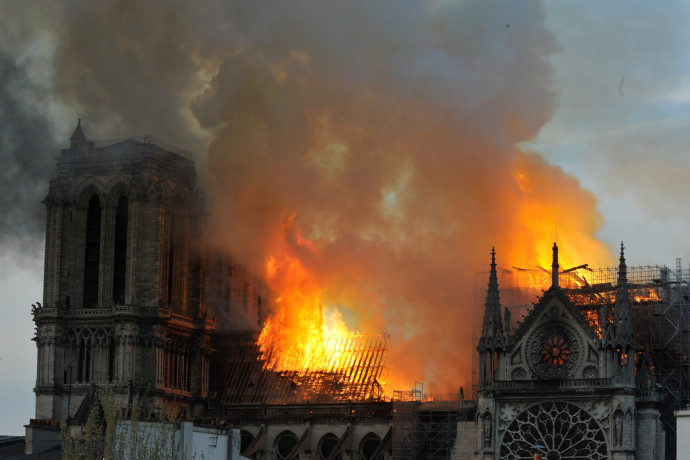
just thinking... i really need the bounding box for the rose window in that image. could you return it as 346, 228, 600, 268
528, 324, 581, 379
540, 335, 571, 366
500, 401, 607, 459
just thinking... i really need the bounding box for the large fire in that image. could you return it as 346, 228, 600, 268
256, 230, 390, 400
256, 215, 367, 377
253, 157, 613, 396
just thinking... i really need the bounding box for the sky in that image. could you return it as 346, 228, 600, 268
2, 0, 690, 436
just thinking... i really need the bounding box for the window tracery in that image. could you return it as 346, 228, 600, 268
528, 323, 581, 379
65, 327, 114, 383
318, 433, 341, 460
157, 332, 191, 391
359, 433, 384, 460
275, 430, 298, 460
499, 401, 607, 459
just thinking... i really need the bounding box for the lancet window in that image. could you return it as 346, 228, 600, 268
165, 197, 186, 314
158, 333, 191, 392
83, 195, 101, 308
65, 328, 114, 384
112, 193, 128, 303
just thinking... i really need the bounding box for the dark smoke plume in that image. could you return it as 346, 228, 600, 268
0, 52, 55, 264
0, 0, 611, 392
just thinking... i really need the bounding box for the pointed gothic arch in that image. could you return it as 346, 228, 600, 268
274, 430, 298, 460
318, 432, 342, 460
359, 432, 384, 460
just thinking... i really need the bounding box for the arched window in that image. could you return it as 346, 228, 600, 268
500, 402, 607, 457
274, 431, 298, 460
319, 433, 341, 460
77, 336, 91, 383
240, 430, 254, 456
83, 195, 101, 308
166, 197, 185, 313
359, 433, 383, 460
108, 340, 115, 382
112, 194, 128, 303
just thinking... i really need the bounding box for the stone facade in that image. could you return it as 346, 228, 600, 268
476, 244, 665, 460
235, 402, 393, 459
31, 122, 215, 425
42, 124, 675, 459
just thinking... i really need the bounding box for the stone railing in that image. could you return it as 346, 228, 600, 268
112, 305, 140, 315
636, 387, 664, 401
205, 401, 393, 424
63, 308, 112, 318
33, 304, 178, 319
484, 378, 613, 392
33, 307, 59, 318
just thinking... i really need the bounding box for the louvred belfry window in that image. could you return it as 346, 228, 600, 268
112, 194, 128, 303
83, 195, 101, 308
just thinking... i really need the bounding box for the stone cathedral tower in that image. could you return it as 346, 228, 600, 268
476, 244, 665, 460
31, 121, 215, 425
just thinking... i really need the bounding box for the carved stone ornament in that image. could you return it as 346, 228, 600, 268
511, 367, 527, 380
590, 400, 609, 421
583, 365, 599, 379
44, 177, 71, 205
499, 402, 518, 422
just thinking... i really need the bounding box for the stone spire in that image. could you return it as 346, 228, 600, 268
70, 119, 88, 149
479, 247, 504, 351
613, 242, 635, 346
551, 242, 559, 288
636, 349, 655, 390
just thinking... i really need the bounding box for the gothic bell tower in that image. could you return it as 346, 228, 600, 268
31, 121, 215, 426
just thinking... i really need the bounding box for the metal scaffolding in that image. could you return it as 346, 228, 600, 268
391, 390, 464, 460
474, 260, 690, 401
474, 260, 690, 459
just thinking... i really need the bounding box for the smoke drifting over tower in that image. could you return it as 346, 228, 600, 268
0, 1, 611, 392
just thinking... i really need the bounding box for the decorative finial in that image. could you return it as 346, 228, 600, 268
78, 118, 81, 126
552, 242, 559, 288
618, 241, 627, 281
491, 247, 496, 265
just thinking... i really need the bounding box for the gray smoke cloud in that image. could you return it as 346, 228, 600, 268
50, 0, 210, 152
0, 0, 611, 392
190, 1, 609, 390
0, 51, 55, 264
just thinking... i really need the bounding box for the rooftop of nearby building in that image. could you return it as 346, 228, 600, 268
0, 435, 61, 459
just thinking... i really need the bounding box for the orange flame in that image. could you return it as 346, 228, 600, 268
635, 289, 660, 303
582, 309, 603, 338
252, 151, 614, 395
257, 217, 354, 373
507, 152, 611, 271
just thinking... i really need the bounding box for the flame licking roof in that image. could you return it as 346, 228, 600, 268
212, 331, 389, 405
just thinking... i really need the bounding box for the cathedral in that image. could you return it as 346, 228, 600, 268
476, 244, 665, 459
25, 122, 667, 459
